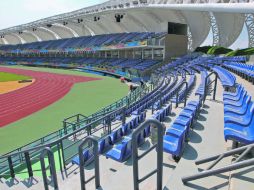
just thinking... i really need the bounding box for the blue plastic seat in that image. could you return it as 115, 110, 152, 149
224, 91, 247, 107
174, 116, 192, 129
224, 95, 251, 115
179, 109, 195, 119
72, 148, 94, 166
163, 131, 185, 157
224, 103, 254, 144
166, 125, 187, 137
223, 87, 244, 101
106, 139, 132, 162
121, 123, 132, 135
98, 136, 112, 154
110, 128, 123, 144
130, 117, 139, 129
144, 125, 151, 138
223, 85, 242, 98
223, 89, 245, 103
224, 102, 254, 125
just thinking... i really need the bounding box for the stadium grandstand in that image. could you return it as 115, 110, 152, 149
0, 0, 254, 190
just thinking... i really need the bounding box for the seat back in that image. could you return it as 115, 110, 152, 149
248, 103, 254, 131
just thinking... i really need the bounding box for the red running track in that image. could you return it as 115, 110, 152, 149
0, 67, 100, 128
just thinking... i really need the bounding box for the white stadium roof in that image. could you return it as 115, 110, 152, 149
0, 0, 254, 50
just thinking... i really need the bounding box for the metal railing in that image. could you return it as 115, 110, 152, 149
0, 107, 124, 178
40, 147, 58, 190
132, 119, 164, 190
175, 81, 188, 108
203, 72, 218, 105
0, 76, 162, 178
182, 143, 254, 184
78, 137, 100, 190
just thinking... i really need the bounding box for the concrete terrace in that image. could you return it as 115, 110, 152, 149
1, 64, 254, 190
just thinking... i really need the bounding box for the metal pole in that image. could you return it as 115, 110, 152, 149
8, 156, 15, 178
213, 74, 218, 100
182, 158, 254, 184
132, 119, 164, 190
24, 152, 33, 177
79, 137, 100, 190
40, 147, 58, 190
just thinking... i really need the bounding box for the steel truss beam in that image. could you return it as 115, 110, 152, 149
209, 12, 220, 46
245, 13, 254, 47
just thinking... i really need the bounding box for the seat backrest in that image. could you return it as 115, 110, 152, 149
248, 103, 254, 130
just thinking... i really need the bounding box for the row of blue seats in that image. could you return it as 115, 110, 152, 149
163, 100, 201, 161
171, 75, 196, 103
105, 87, 174, 163
126, 78, 167, 115
105, 113, 151, 162
212, 66, 236, 88
0, 32, 161, 51
105, 94, 173, 162
71, 112, 146, 165
153, 76, 179, 110
195, 71, 209, 98
223, 62, 254, 84
223, 85, 254, 145
152, 104, 172, 122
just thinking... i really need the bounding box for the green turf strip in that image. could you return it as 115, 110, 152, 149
0, 71, 31, 82
0, 66, 128, 154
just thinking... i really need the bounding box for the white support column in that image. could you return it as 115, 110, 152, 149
142, 49, 144, 59
210, 12, 220, 46
152, 48, 154, 60
245, 14, 254, 47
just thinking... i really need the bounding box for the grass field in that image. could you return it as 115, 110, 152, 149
0, 71, 31, 82
0, 66, 129, 154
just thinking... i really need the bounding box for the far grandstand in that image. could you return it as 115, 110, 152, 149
0, 1, 254, 190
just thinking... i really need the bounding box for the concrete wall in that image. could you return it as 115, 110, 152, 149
164, 34, 188, 59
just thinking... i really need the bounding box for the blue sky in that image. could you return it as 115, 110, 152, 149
0, 0, 107, 29
0, 0, 248, 49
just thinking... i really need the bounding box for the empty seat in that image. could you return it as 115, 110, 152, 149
110, 128, 123, 144
224, 103, 254, 144
72, 148, 94, 166
98, 136, 113, 154
106, 137, 132, 162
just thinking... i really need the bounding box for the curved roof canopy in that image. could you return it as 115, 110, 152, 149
0, 0, 253, 49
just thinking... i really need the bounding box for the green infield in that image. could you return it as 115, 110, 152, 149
0, 71, 31, 82
0, 66, 129, 154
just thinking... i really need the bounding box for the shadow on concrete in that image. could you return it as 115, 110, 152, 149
200, 109, 208, 115
5, 178, 19, 187
189, 131, 202, 144
163, 163, 176, 170
21, 177, 38, 188
182, 144, 198, 160
194, 122, 205, 131
139, 140, 151, 151
231, 166, 254, 184
197, 115, 207, 122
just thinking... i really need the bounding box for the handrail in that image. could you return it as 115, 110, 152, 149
79, 137, 100, 190
0, 73, 163, 177
175, 81, 188, 108
132, 119, 164, 190
182, 143, 254, 184
203, 71, 218, 104
0, 106, 125, 159
40, 147, 58, 190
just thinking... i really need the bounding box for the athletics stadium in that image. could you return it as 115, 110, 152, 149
0, 0, 254, 189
